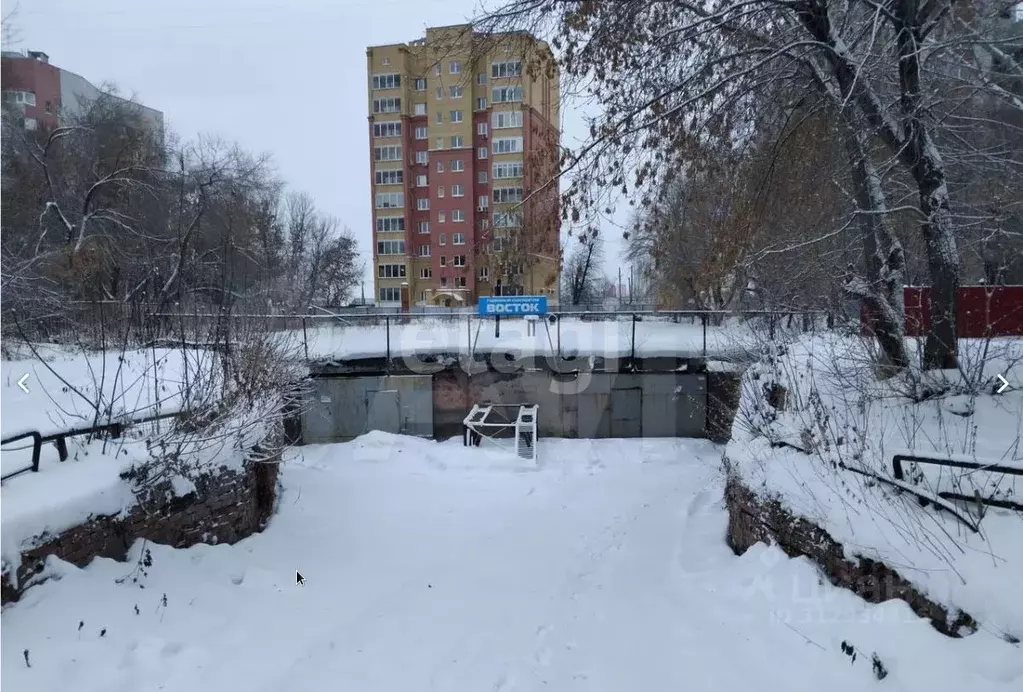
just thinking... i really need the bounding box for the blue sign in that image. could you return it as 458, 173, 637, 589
478, 295, 549, 317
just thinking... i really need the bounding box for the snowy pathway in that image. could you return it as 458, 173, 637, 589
2, 435, 1019, 691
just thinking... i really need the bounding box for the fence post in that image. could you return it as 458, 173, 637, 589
302, 317, 309, 360
702, 312, 707, 357
385, 315, 391, 362
631, 313, 637, 361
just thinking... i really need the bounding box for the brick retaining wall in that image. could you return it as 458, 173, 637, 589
723, 466, 977, 638
1, 457, 280, 604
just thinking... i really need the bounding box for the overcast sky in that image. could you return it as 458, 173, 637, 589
7, 0, 630, 294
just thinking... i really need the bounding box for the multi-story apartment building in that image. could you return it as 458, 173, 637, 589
367, 24, 561, 308
1, 49, 164, 136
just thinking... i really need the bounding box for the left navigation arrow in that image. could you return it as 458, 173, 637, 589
17, 374, 30, 393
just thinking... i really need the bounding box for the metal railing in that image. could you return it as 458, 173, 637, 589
4, 304, 844, 364
893, 452, 1023, 512
0, 411, 182, 483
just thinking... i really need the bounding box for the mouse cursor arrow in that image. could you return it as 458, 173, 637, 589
296, 571, 306, 586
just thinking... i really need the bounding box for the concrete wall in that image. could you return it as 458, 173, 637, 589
305, 369, 708, 442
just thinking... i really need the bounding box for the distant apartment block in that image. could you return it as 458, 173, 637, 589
367, 24, 561, 308
1, 50, 164, 136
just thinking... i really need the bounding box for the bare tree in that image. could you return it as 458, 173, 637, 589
475, 0, 1023, 369
562, 228, 605, 305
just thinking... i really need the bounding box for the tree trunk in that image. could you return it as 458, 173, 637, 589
895, 15, 960, 369
844, 129, 909, 370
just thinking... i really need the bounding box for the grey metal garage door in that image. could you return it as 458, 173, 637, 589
610, 388, 642, 437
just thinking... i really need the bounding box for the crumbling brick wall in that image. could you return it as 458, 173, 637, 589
1, 456, 280, 604
723, 464, 977, 638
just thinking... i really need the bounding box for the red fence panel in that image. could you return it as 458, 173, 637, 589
861, 286, 1023, 338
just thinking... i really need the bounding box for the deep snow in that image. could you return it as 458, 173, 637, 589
727, 335, 1023, 640
3, 434, 1020, 691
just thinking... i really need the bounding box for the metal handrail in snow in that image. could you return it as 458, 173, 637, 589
892, 452, 1023, 513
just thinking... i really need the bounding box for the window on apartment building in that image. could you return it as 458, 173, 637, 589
440, 256, 447, 267
493, 137, 522, 154
437, 161, 445, 173
476, 97, 488, 111
450, 110, 463, 123
437, 186, 445, 198
434, 63, 442, 75
454, 255, 467, 266
374, 145, 402, 161
373, 97, 402, 113
493, 235, 512, 251
4, 91, 37, 106
419, 245, 432, 257
493, 187, 523, 204
438, 211, 446, 223
491, 60, 523, 78
416, 174, 428, 187
477, 73, 488, 85
453, 209, 465, 222
415, 126, 428, 139
452, 160, 465, 172
452, 184, 465, 197
375, 192, 404, 209
435, 137, 445, 150
456, 276, 467, 288
450, 60, 463, 74
416, 151, 429, 165
420, 267, 432, 279
439, 233, 447, 245
373, 121, 402, 138
375, 217, 405, 232
493, 212, 522, 228
417, 198, 430, 210
379, 287, 402, 302
415, 77, 427, 91
414, 103, 427, 116
372, 73, 401, 90
376, 240, 406, 255
441, 277, 448, 287
450, 86, 463, 98
419, 221, 430, 233
378, 264, 407, 278
381, 56, 391, 65
374, 169, 404, 185
435, 111, 444, 125
451, 135, 464, 148
481, 218, 490, 229
491, 87, 523, 103
478, 195, 489, 209
493, 161, 524, 179
478, 171, 489, 184
453, 233, 466, 246
436, 86, 444, 100
478, 123, 489, 136
478, 147, 489, 159
492, 111, 523, 129
479, 266, 490, 280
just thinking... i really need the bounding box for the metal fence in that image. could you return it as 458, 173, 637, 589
3, 304, 846, 362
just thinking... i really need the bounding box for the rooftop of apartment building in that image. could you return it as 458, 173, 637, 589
2, 48, 164, 133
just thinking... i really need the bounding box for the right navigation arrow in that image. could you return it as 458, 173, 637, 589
997, 374, 1010, 394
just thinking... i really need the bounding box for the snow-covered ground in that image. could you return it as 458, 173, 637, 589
3, 434, 1020, 691
728, 335, 1023, 641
